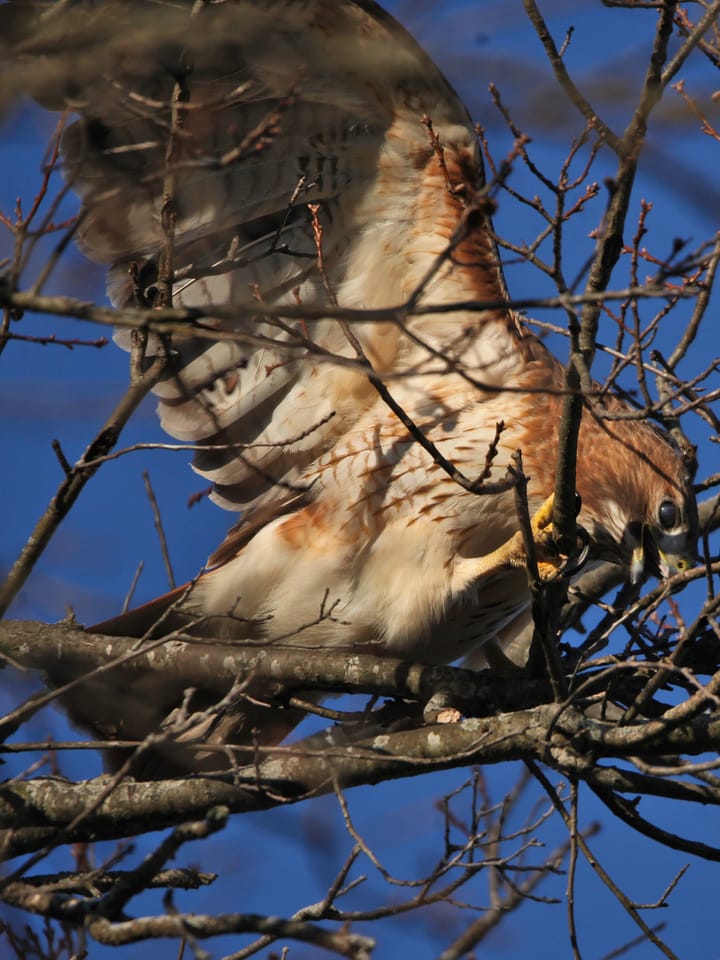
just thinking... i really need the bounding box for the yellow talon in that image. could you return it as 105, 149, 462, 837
531, 493, 555, 537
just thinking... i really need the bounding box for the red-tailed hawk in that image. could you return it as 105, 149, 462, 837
10, 0, 697, 771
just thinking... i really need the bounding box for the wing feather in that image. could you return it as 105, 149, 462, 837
25, 0, 527, 511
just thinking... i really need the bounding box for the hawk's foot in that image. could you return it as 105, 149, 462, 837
531, 493, 564, 582
462, 493, 564, 583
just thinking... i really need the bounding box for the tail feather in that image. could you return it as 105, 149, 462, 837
88, 584, 192, 638
58, 577, 312, 777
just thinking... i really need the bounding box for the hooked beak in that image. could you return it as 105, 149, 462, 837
629, 525, 694, 584
629, 543, 646, 584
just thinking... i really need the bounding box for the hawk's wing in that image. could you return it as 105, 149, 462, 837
39, 0, 532, 513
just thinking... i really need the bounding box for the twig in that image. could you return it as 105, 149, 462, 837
527, 762, 681, 960
510, 451, 568, 701
521, 0, 621, 153
122, 561, 145, 613
661, 1, 720, 88
1, 331, 108, 349
551, 0, 681, 551
566, 782, 582, 960
142, 471, 176, 589
0, 283, 705, 333
0, 350, 169, 617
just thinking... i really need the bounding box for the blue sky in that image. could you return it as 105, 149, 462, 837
1, 2, 719, 958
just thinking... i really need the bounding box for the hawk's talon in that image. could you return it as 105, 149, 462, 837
530, 494, 590, 583
562, 525, 591, 578
528, 494, 564, 583
530, 493, 556, 537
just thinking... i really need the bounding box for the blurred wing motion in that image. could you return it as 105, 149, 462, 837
7, 0, 697, 772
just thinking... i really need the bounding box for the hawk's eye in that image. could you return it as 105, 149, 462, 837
658, 499, 678, 530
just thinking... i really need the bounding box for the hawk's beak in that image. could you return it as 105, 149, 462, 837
629, 525, 694, 584
655, 549, 693, 579
629, 542, 646, 584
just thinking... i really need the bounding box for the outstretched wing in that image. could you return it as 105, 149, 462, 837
29, 0, 533, 513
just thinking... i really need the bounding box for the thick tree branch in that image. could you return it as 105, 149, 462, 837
0, 619, 552, 729
2, 699, 720, 858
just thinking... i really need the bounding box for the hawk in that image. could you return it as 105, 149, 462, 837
11, 0, 697, 771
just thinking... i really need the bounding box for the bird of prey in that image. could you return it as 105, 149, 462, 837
9, 0, 697, 771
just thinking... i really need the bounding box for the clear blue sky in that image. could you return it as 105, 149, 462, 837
1, 2, 718, 957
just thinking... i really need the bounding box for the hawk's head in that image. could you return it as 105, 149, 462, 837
576, 413, 698, 585
625, 491, 697, 584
